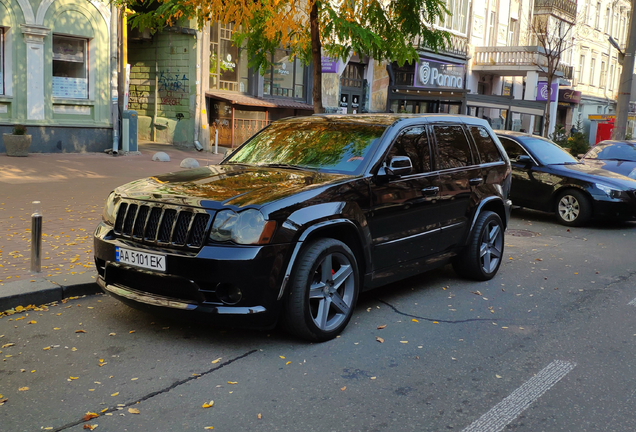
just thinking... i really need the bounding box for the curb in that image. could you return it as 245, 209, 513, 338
0, 271, 102, 312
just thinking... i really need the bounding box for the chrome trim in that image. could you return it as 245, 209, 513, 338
375, 227, 439, 247
102, 282, 197, 310
440, 221, 465, 231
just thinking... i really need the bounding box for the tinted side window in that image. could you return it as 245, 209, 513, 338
469, 126, 503, 163
388, 126, 431, 174
433, 125, 473, 169
499, 136, 529, 160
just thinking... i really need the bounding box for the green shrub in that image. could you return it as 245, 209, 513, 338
12, 125, 27, 135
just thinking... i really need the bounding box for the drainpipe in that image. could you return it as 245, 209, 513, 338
110, 4, 119, 154
193, 28, 203, 151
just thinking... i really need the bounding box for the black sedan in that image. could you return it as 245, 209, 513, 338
496, 131, 636, 226
580, 140, 636, 180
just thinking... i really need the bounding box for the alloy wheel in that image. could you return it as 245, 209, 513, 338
308, 252, 355, 332
479, 220, 503, 274
558, 195, 580, 222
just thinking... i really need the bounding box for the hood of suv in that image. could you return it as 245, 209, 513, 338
115, 164, 351, 208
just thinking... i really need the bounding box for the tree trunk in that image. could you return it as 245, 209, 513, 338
543, 74, 553, 138
310, 0, 324, 113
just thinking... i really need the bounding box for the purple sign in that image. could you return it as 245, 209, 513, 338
321, 57, 338, 73
413, 58, 464, 89
536, 82, 558, 102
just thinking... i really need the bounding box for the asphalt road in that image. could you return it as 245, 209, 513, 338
1, 210, 635, 432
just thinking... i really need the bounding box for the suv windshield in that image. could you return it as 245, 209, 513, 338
225, 121, 386, 174
520, 136, 578, 165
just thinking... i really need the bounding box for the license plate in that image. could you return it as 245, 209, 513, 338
115, 247, 166, 272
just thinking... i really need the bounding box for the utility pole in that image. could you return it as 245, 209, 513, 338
611, 0, 636, 140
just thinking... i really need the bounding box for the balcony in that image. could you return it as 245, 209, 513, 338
473, 46, 572, 79
533, 0, 577, 23
416, 33, 468, 58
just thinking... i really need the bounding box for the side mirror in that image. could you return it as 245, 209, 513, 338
385, 156, 413, 177
515, 154, 534, 167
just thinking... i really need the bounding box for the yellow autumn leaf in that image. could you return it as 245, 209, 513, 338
258, 413, 262, 420
1, 343, 14, 348
211, 358, 222, 364
83, 425, 97, 430
400, 341, 408, 344
202, 400, 214, 408
376, 337, 384, 343
128, 408, 140, 414
111, 392, 119, 397
18, 387, 29, 391
43, 346, 51, 350
340, 386, 346, 391
27, 320, 37, 324
228, 381, 237, 385
376, 324, 386, 329
279, 356, 285, 359
83, 412, 99, 421
286, 361, 291, 365
69, 376, 79, 380
75, 330, 86, 333
412, 319, 419, 323
204, 427, 214, 430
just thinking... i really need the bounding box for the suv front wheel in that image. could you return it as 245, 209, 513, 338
283, 238, 360, 342
453, 211, 504, 281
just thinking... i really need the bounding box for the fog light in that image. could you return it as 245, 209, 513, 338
216, 283, 243, 305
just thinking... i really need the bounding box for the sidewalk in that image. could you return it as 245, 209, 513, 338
0, 142, 228, 313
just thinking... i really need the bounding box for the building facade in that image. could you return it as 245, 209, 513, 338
0, 0, 113, 153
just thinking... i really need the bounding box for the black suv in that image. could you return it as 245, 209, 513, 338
94, 114, 512, 341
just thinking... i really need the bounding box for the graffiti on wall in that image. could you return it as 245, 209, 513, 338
158, 69, 189, 108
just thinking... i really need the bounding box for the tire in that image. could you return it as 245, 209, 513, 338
555, 189, 591, 226
283, 238, 359, 342
452, 211, 504, 281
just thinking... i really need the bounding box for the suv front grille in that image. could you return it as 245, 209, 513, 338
113, 201, 211, 249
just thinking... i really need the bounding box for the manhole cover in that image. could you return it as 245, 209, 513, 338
508, 229, 538, 237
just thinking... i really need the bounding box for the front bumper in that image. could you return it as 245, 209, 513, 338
93, 223, 291, 328
591, 195, 636, 220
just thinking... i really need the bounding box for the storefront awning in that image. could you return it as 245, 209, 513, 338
206, 90, 314, 110
466, 94, 546, 116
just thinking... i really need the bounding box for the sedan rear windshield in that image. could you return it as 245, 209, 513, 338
225, 121, 386, 174
520, 136, 578, 165
585, 143, 636, 162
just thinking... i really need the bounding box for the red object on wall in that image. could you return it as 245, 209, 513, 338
596, 120, 614, 145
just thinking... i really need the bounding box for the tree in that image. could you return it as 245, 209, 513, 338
126, 0, 451, 113
530, 14, 575, 137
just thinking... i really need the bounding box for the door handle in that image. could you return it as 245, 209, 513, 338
469, 177, 483, 186
421, 186, 439, 196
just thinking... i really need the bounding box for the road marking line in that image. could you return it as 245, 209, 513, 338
628, 298, 636, 307
462, 360, 576, 432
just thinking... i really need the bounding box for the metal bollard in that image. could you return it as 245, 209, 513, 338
31, 201, 42, 273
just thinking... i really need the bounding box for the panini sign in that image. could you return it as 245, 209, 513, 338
413, 58, 465, 90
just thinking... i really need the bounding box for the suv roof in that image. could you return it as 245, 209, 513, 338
274, 114, 494, 129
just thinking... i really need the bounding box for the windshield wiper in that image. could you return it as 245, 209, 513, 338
260, 163, 317, 171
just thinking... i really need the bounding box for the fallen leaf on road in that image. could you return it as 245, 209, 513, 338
28, 320, 36, 324
75, 330, 86, 334
377, 325, 386, 329
129, 330, 135, 334
211, 358, 221, 364
340, 386, 346, 391
82, 412, 99, 421
108, 333, 116, 336
470, 291, 482, 296
204, 427, 214, 430
228, 381, 237, 385
18, 387, 28, 391
83, 425, 97, 430
111, 392, 119, 397
279, 355, 285, 359
0, 398, 7, 406
400, 341, 408, 344
412, 319, 419, 323
202, 400, 214, 408
376, 337, 384, 343
1, 343, 14, 348
258, 413, 262, 420
128, 408, 140, 414
286, 361, 291, 365
496, 374, 502, 379
69, 376, 79, 380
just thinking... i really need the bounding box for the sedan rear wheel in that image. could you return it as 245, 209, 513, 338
283, 238, 359, 342
555, 189, 591, 226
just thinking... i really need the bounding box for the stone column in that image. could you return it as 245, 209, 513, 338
20, 25, 50, 120
523, 71, 539, 133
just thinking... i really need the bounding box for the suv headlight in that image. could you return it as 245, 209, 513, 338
596, 183, 626, 199
209, 209, 276, 245
102, 192, 117, 225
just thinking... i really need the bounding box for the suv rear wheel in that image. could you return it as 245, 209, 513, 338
453, 211, 504, 281
283, 238, 360, 342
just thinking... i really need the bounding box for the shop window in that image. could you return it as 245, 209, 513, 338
340, 63, 364, 89
434, 125, 473, 169
469, 126, 503, 164
209, 22, 248, 93
388, 127, 431, 174
263, 49, 305, 99
0, 27, 4, 95
52, 35, 88, 99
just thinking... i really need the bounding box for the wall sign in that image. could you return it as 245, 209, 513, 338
536, 82, 558, 102
52, 77, 88, 99
413, 58, 464, 89
321, 57, 339, 73
558, 89, 581, 104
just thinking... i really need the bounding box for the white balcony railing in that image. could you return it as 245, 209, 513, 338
473, 46, 573, 79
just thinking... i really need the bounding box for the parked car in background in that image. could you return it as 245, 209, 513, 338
496, 131, 636, 226
94, 115, 512, 341
580, 140, 636, 180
